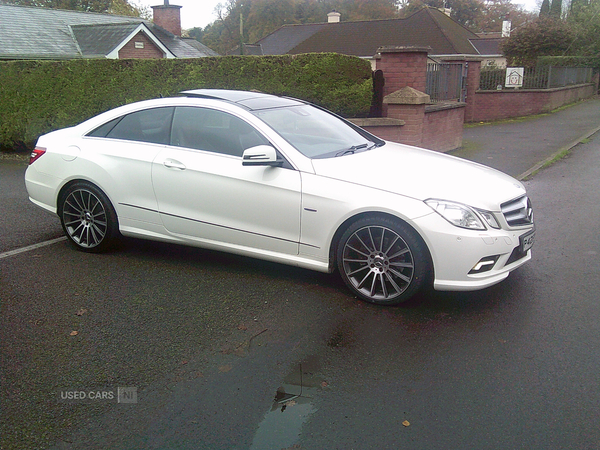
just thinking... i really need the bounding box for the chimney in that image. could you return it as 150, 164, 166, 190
327, 11, 341, 23
502, 20, 512, 37
152, 1, 183, 37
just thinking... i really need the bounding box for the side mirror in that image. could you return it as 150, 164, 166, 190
242, 145, 283, 167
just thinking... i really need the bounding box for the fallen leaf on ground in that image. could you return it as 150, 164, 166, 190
402, 420, 410, 427
70, 331, 78, 336
75, 308, 88, 316
219, 364, 232, 373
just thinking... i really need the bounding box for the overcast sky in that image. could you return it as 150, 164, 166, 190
136, 0, 540, 31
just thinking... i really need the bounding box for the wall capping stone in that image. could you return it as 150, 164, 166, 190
384, 86, 430, 105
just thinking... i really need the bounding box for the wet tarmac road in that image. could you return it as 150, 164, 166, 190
1, 136, 600, 450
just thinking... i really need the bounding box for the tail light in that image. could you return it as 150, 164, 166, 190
29, 147, 46, 165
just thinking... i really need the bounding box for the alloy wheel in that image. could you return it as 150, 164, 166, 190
341, 224, 415, 302
62, 188, 108, 249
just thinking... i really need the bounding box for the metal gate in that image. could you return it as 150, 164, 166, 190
426, 60, 467, 103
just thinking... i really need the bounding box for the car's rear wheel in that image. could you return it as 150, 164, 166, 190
337, 216, 429, 305
59, 182, 119, 253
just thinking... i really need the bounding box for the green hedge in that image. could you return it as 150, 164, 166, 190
537, 55, 600, 69
0, 53, 373, 151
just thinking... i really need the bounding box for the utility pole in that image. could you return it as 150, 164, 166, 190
239, 11, 244, 56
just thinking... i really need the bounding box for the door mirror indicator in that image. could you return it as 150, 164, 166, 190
242, 145, 283, 167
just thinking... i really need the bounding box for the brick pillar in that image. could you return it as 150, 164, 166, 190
464, 59, 481, 123
375, 46, 430, 98
384, 87, 430, 148
152, 4, 182, 36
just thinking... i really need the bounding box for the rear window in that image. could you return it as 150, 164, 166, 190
87, 107, 174, 145
87, 117, 121, 138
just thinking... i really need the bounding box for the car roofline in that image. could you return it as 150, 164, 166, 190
180, 89, 384, 145
179, 89, 277, 103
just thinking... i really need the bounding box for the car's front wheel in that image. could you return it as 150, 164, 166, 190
337, 216, 430, 305
59, 182, 119, 253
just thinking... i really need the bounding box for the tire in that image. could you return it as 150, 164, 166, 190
336, 216, 430, 305
59, 182, 119, 253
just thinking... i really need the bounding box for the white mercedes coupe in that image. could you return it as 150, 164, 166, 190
25, 89, 534, 305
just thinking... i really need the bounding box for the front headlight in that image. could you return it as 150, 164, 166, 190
476, 209, 501, 229
425, 199, 498, 231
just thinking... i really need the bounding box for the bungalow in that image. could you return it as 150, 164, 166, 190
244, 7, 504, 67
0, 1, 218, 60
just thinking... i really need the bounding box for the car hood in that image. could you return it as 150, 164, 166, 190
310, 142, 526, 211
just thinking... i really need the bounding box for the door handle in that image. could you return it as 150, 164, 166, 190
163, 159, 186, 170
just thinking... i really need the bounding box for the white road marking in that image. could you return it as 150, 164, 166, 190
0, 237, 67, 260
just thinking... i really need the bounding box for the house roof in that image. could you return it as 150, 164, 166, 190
469, 38, 502, 56
71, 23, 152, 58
257, 23, 328, 55
0, 2, 217, 60
255, 8, 481, 58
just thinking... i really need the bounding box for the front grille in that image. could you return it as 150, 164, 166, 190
501, 196, 533, 227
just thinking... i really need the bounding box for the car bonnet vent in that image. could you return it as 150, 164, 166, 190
501, 196, 533, 226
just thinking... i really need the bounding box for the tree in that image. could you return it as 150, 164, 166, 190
201, 0, 401, 55
565, 0, 600, 57
500, 17, 575, 66
185, 27, 204, 42
398, 0, 534, 32
449, 0, 483, 29
477, 0, 535, 33
549, 0, 563, 18
502, 0, 600, 66
2, 0, 145, 15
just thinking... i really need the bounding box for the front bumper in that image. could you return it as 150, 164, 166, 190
413, 212, 534, 291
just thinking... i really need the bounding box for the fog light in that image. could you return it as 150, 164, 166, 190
469, 255, 500, 274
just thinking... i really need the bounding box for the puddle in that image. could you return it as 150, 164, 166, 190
250, 356, 323, 450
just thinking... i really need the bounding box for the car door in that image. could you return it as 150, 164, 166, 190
83, 106, 174, 225
151, 106, 302, 255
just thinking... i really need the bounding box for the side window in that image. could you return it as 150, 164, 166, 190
87, 117, 121, 138
93, 107, 174, 145
171, 106, 269, 157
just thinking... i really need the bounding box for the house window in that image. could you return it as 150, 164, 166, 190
135, 42, 144, 49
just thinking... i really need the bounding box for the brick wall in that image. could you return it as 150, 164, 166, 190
470, 84, 597, 122
369, 46, 466, 152
422, 103, 465, 151
349, 118, 405, 143
371, 46, 596, 149
118, 32, 164, 59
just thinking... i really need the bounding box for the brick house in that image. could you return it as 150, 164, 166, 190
0, 1, 218, 60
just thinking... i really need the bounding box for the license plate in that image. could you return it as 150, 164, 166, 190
520, 229, 535, 252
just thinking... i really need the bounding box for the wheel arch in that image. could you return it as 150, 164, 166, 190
57, 178, 115, 214
328, 211, 434, 282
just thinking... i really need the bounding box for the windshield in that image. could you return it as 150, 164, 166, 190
252, 104, 378, 159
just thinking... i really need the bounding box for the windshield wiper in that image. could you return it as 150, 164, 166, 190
335, 143, 369, 157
